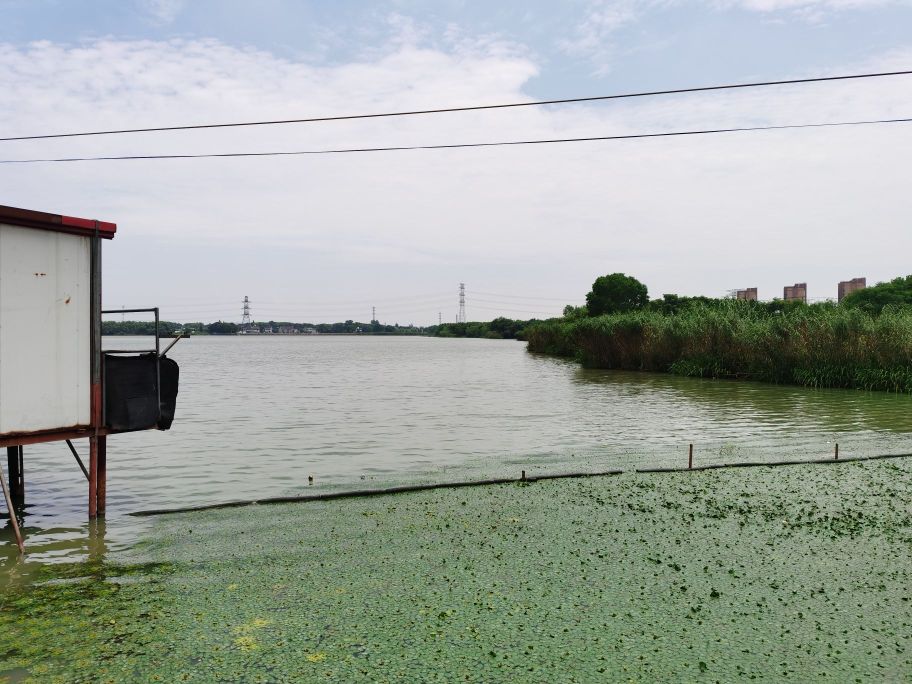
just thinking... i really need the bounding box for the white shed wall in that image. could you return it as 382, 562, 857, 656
0, 223, 91, 434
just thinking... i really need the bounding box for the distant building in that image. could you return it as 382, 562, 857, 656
736, 288, 758, 301
277, 325, 298, 334
838, 277, 866, 302
783, 283, 807, 303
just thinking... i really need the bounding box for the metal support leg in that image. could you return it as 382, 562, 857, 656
0, 461, 24, 553
6, 446, 23, 507
89, 436, 98, 519
97, 436, 107, 516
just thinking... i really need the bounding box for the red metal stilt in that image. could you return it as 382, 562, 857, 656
97, 436, 107, 515
88, 436, 98, 519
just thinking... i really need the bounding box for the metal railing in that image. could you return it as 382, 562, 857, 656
100, 307, 160, 355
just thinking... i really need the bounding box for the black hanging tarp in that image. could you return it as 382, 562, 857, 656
104, 353, 179, 431
158, 356, 179, 430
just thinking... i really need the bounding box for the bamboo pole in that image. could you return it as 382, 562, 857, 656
0, 460, 24, 553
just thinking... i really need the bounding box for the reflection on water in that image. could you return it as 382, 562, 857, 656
0, 519, 108, 590
3, 336, 912, 581
571, 366, 912, 435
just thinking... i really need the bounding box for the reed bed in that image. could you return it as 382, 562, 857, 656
526, 301, 912, 392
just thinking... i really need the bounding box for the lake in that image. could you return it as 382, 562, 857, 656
3, 334, 912, 574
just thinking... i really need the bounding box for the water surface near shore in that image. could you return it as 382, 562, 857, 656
3, 335, 912, 575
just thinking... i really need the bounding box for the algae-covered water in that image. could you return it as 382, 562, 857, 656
3, 458, 912, 682
4, 336, 912, 680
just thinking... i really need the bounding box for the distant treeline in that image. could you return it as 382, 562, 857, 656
102, 320, 427, 336
102, 320, 184, 336
526, 273, 912, 393
428, 317, 536, 340
102, 316, 537, 340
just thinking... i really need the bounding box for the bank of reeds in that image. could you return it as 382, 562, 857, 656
525, 302, 912, 392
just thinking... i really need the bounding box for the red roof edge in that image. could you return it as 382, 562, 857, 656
0, 204, 117, 239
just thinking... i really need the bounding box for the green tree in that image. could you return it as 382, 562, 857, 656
843, 275, 912, 314
562, 305, 588, 320
585, 273, 649, 316
207, 321, 238, 334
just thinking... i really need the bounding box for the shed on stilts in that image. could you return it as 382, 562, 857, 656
0, 205, 180, 552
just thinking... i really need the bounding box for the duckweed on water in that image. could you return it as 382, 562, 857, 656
3, 459, 912, 682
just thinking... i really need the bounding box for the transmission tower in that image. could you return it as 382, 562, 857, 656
372, 306, 376, 323
457, 283, 466, 323
241, 296, 252, 327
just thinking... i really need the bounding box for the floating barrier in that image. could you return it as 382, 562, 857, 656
130, 448, 912, 518
130, 469, 625, 517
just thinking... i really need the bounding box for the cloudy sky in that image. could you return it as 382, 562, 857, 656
1, 0, 910, 324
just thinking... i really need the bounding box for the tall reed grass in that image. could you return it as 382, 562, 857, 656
525, 301, 912, 392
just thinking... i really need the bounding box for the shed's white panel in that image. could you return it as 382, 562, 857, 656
0, 223, 91, 434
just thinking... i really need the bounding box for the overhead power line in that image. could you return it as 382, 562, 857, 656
2, 117, 909, 164
473, 290, 577, 302
2, 69, 909, 143
469, 303, 560, 316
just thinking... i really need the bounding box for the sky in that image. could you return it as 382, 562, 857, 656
1, 0, 911, 325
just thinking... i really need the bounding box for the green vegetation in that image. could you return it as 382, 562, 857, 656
526, 273, 912, 392
431, 317, 535, 340
315, 320, 425, 335
3, 459, 912, 681
585, 273, 649, 316
102, 320, 428, 336
843, 274, 912, 313
103, 317, 535, 339
102, 320, 184, 336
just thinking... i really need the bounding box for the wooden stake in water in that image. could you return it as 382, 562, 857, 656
688, 444, 693, 470
0, 461, 24, 554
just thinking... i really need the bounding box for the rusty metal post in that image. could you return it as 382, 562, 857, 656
97, 436, 107, 515
89, 230, 102, 520
88, 436, 98, 519
16, 446, 23, 504
688, 444, 693, 470
6, 446, 23, 506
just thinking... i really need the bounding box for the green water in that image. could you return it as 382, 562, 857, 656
3, 459, 912, 682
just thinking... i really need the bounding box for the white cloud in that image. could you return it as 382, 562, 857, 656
559, 0, 656, 75
714, 0, 911, 22
138, 0, 185, 24
725, 0, 905, 9
0, 37, 910, 322
563, 0, 910, 72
